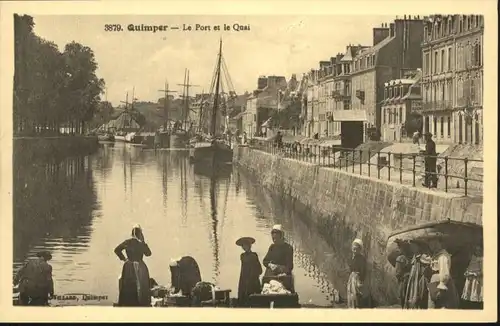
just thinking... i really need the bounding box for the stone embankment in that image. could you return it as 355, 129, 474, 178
233, 145, 483, 306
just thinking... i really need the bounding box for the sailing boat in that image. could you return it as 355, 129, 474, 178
189, 38, 234, 165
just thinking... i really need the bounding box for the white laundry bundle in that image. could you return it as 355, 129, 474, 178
261, 280, 291, 295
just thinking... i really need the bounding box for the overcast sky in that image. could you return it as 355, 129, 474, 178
33, 15, 394, 106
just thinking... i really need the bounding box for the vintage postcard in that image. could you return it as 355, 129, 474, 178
0, 0, 497, 323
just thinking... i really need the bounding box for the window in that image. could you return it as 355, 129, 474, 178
433, 117, 437, 135
448, 47, 452, 71
474, 42, 481, 66
384, 88, 387, 100
383, 108, 386, 124
424, 53, 430, 75
470, 79, 476, 103
447, 116, 451, 137
399, 107, 403, 124
442, 82, 445, 101
440, 117, 444, 137
447, 81, 453, 103
389, 109, 392, 124
441, 49, 445, 73
434, 51, 439, 74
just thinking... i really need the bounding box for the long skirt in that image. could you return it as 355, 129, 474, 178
427, 273, 459, 309
118, 260, 151, 307
347, 272, 368, 308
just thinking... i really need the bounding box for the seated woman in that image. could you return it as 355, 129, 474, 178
262, 225, 294, 292
169, 256, 202, 298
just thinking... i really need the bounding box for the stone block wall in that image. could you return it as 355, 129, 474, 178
233, 146, 483, 305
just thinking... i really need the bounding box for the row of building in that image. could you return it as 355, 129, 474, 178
238, 14, 484, 147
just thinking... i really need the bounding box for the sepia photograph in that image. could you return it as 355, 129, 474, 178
0, 0, 497, 323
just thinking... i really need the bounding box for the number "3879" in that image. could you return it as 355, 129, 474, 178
104, 24, 123, 32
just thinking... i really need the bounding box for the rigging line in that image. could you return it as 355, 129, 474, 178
208, 52, 219, 94
222, 56, 236, 93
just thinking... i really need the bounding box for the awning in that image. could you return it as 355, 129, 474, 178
261, 117, 272, 127
332, 110, 368, 122
231, 111, 249, 120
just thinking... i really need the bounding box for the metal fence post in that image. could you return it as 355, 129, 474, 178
412, 154, 416, 187
464, 158, 468, 197
328, 146, 331, 166
359, 149, 362, 175
352, 149, 355, 173
388, 152, 391, 181
444, 156, 449, 192
332, 146, 335, 168
399, 153, 403, 184
367, 149, 371, 177
377, 151, 380, 179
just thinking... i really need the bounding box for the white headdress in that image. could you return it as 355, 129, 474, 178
352, 238, 363, 248
272, 224, 283, 232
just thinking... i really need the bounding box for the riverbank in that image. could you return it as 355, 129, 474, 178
232, 145, 483, 306
13, 135, 99, 163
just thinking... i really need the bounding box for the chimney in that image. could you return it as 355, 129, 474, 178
373, 24, 390, 46
257, 76, 267, 89
389, 23, 395, 37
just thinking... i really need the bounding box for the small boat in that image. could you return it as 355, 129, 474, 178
385, 219, 483, 267
124, 132, 136, 143
114, 133, 127, 142
98, 133, 115, 142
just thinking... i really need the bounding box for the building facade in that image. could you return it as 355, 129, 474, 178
242, 75, 287, 137
380, 70, 422, 142
420, 15, 483, 145
304, 69, 319, 137
350, 16, 424, 139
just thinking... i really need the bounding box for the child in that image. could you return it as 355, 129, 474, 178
236, 237, 262, 307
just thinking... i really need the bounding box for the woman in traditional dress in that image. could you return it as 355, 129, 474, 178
236, 237, 263, 306
427, 238, 460, 309
403, 252, 432, 309
393, 239, 412, 308
460, 245, 483, 309
169, 256, 202, 297
114, 224, 152, 307
262, 225, 294, 292
347, 238, 368, 308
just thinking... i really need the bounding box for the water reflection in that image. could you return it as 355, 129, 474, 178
13, 152, 98, 280
13, 142, 369, 307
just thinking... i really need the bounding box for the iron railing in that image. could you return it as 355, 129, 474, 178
250, 139, 483, 197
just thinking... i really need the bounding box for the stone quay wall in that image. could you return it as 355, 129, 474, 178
233, 145, 483, 305
14, 136, 99, 163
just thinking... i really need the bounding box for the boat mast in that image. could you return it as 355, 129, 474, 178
211, 38, 223, 136
178, 69, 199, 131
158, 80, 177, 130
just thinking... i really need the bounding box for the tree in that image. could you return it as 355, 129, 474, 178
61, 42, 105, 133
13, 15, 105, 136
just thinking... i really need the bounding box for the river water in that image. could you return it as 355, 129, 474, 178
13, 142, 355, 307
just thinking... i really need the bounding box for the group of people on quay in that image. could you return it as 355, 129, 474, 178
392, 237, 483, 310
13, 222, 483, 309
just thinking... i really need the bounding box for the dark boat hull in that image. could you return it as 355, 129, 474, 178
189, 142, 233, 165
385, 219, 483, 267
171, 133, 189, 148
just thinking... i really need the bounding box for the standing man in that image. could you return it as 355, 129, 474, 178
422, 132, 438, 188
14, 251, 54, 306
